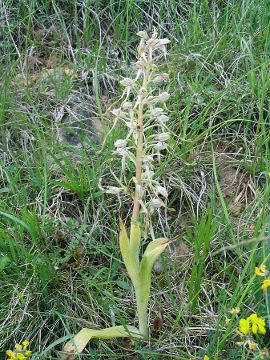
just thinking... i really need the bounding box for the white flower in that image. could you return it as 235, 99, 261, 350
120, 78, 135, 88
155, 38, 170, 49
158, 92, 170, 102
157, 132, 170, 142
147, 38, 170, 52
120, 78, 135, 98
149, 93, 170, 105
137, 31, 149, 40
116, 147, 129, 156
105, 186, 122, 195
142, 169, 154, 180
151, 108, 164, 117
149, 198, 163, 208
134, 87, 148, 108
126, 121, 136, 130
122, 101, 133, 110
156, 114, 169, 125
156, 185, 168, 198
114, 139, 127, 148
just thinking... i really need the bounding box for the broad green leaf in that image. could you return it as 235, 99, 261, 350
130, 221, 141, 260
143, 237, 168, 258
119, 218, 130, 260
61, 325, 140, 360
139, 238, 169, 302
119, 219, 140, 286
140, 238, 169, 281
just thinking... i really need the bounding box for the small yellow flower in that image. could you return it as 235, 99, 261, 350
22, 340, 30, 348
252, 322, 258, 334
239, 318, 250, 334
17, 353, 26, 360
268, 171, 270, 178
239, 314, 266, 335
6, 350, 16, 359
203, 356, 210, 360
255, 264, 268, 276
229, 307, 240, 314
6, 340, 32, 359
261, 279, 270, 291
15, 343, 22, 351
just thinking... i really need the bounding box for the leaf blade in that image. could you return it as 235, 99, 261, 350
61, 325, 140, 360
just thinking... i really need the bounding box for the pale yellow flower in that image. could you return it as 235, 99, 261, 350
229, 307, 240, 314
248, 341, 257, 350
22, 340, 30, 348
15, 344, 22, 351
255, 264, 268, 276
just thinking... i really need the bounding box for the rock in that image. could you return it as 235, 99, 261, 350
58, 103, 103, 147
153, 260, 163, 275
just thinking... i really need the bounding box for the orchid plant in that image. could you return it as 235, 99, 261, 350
62, 29, 171, 359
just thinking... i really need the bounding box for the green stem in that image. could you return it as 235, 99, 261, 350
135, 284, 150, 338
131, 66, 150, 223
131, 65, 151, 337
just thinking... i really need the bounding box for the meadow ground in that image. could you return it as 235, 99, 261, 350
1, 1, 270, 359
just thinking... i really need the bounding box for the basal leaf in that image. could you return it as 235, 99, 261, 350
61, 325, 140, 360
119, 218, 140, 286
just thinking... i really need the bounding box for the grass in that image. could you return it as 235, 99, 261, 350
1, 0, 270, 359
